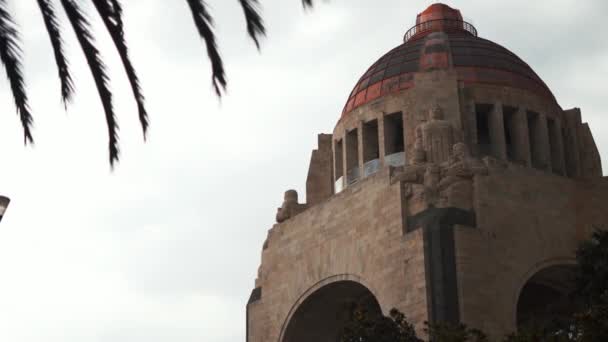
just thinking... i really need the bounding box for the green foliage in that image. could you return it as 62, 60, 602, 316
425, 321, 489, 342
575, 228, 608, 304
340, 306, 422, 342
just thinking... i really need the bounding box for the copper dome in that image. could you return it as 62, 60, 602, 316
341, 3, 555, 117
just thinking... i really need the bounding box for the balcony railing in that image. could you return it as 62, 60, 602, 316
403, 19, 477, 42
363, 159, 381, 177
346, 167, 361, 185
385, 152, 406, 167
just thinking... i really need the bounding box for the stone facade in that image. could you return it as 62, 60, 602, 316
247, 4, 608, 341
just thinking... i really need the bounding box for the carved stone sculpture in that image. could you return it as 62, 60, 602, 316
438, 143, 487, 209
422, 164, 442, 206
276, 190, 307, 223
416, 103, 454, 164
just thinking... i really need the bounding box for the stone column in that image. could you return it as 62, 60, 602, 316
332, 138, 344, 183
342, 137, 348, 186
464, 99, 480, 157
401, 111, 408, 163
514, 107, 532, 166
357, 121, 365, 171
378, 115, 386, 165
489, 102, 507, 160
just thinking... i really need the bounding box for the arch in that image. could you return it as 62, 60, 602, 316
514, 258, 579, 331
278, 274, 381, 342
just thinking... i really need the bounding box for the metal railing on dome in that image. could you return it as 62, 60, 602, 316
403, 19, 477, 42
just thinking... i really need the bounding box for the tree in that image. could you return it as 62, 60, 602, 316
571, 228, 608, 341
0, 0, 315, 167
341, 306, 422, 342
425, 322, 488, 342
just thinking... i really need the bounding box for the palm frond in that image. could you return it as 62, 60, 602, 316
185, 0, 226, 96
37, 0, 74, 107
92, 0, 148, 141
109, 0, 122, 20
238, 0, 265, 49
61, 0, 119, 166
0, 0, 33, 145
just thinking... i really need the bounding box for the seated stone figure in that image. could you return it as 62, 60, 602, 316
276, 190, 307, 223
438, 143, 487, 209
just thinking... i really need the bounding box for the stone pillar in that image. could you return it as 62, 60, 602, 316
537, 113, 552, 171
333, 138, 344, 183
514, 107, 532, 166
378, 115, 386, 165
357, 121, 365, 171
306, 134, 334, 205
489, 102, 507, 160
401, 111, 408, 163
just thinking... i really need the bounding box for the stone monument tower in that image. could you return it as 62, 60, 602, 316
247, 4, 608, 341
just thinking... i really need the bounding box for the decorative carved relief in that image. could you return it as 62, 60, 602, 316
438, 143, 488, 210
394, 142, 489, 215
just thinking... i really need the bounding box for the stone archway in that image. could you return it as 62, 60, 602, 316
281, 280, 382, 342
516, 264, 579, 330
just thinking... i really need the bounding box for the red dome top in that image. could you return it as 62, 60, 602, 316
417, 3, 463, 24
341, 4, 555, 118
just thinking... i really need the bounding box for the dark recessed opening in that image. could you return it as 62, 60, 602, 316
383, 112, 404, 156
475, 104, 493, 157
503, 106, 517, 161
346, 129, 359, 183
363, 120, 380, 163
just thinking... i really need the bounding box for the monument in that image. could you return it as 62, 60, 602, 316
246, 4, 608, 341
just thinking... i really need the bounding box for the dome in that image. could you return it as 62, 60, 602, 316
341, 3, 555, 117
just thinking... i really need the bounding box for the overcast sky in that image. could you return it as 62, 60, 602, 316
0, 1, 606, 341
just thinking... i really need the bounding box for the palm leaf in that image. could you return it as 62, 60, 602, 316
61, 0, 119, 166
92, 0, 149, 140
238, 0, 265, 49
302, 0, 313, 8
37, 0, 74, 107
185, 0, 226, 96
0, 0, 33, 144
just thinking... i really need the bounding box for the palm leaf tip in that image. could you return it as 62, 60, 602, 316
93, 0, 149, 141
238, 0, 266, 49
61, 0, 120, 165
186, 0, 227, 96
37, 0, 75, 107
0, 1, 34, 144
